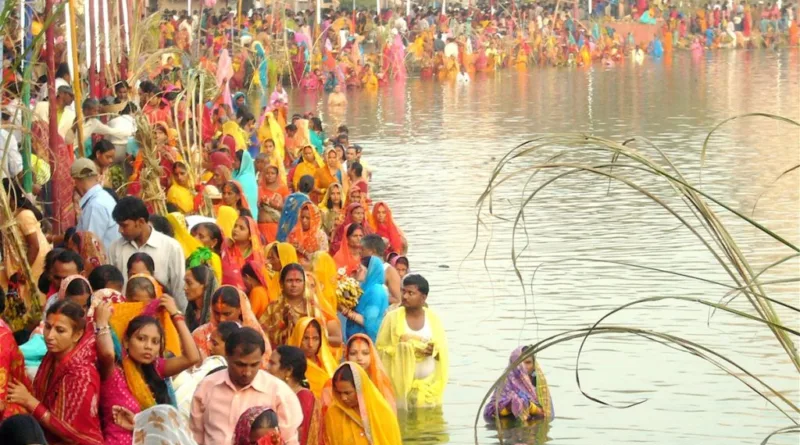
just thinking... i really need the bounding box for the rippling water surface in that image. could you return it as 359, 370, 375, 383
290, 50, 800, 444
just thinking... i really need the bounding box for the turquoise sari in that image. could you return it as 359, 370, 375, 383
232, 150, 259, 216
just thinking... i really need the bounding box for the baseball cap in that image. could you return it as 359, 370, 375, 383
70, 158, 99, 179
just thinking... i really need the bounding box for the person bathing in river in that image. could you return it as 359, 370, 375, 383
483, 345, 554, 422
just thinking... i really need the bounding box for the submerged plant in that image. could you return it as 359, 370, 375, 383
472, 114, 800, 444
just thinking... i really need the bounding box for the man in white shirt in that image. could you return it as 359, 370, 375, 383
0, 114, 22, 181
81, 98, 133, 150
108, 196, 187, 310
33, 85, 76, 145
105, 102, 137, 162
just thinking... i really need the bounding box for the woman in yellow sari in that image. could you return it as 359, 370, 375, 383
167, 213, 223, 283
292, 146, 321, 193
310, 252, 338, 321
166, 161, 195, 214
216, 205, 239, 239
288, 317, 338, 398
265, 242, 299, 304
324, 362, 402, 445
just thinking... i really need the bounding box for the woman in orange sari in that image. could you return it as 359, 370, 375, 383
257, 164, 290, 241
314, 147, 347, 200
329, 203, 371, 255
241, 259, 271, 318
293, 146, 321, 195
191, 285, 272, 368
288, 202, 329, 264
222, 180, 253, 218
221, 215, 266, 289
288, 317, 338, 398
322, 333, 396, 411
370, 202, 406, 255
333, 223, 364, 277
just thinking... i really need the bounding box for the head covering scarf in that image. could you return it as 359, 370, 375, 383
133, 405, 198, 445
288, 202, 325, 254
276, 191, 311, 242
288, 317, 338, 397
319, 182, 343, 212
265, 242, 299, 304
187, 265, 219, 332
324, 362, 402, 445
168, 213, 223, 283
225, 180, 253, 215
209, 150, 234, 170
110, 274, 181, 357
221, 216, 265, 289
347, 256, 388, 342
75, 231, 108, 276
232, 406, 281, 445
311, 252, 338, 320
483, 346, 554, 421
231, 91, 248, 116
370, 202, 404, 254
86, 288, 126, 322
191, 285, 272, 367
232, 150, 259, 215
292, 146, 321, 192
57, 274, 92, 300
216, 205, 239, 239
244, 259, 271, 318
345, 333, 397, 411
333, 223, 363, 277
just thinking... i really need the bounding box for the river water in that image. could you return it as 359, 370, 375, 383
289, 50, 800, 444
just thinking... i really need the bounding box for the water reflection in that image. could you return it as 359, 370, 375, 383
485, 418, 552, 445
398, 407, 450, 444
290, 50, 800, 445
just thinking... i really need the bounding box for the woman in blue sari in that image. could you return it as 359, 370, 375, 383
309, 117, 325, 155
342, 256, 388, 343
276, 190, 311, 242
232, 92, 248, 117
232, 150, 259, 216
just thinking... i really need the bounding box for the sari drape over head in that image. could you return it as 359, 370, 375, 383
346, 256, 388, 342
221, 216, 265, 289
370, 202, 404, 254
323, 363, 402, 445
292, 152, 321, 191
288, 202, 328, 256
329, 203, 370, 255
376, 307, 449, 410
168, 212, 223, 283
345, 334, 396, 411
332, 223, 362, 277
192, 285, 272, 367
277, 192, 311, 241
32, 329, 104, 444
233, 406, 281, 445
216, 205, 239, 239
232, 150, 260, 216
288, 317, 339, 398
246, 259, 271, 318
75, 231, 108, 275
265, 242, 299, 305
311, 252, 339, 320
483, 346, 554, 421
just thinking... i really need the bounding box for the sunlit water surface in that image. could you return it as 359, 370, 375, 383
289, 50, 800, 444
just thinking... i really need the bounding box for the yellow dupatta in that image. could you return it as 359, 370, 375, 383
166, 183, 195, 214
310, 252, 338, 320
216, 205, 239, 239
265, 242, 299, 304
257, 111, 286, 162
375, 307, 449, 410
323, 363, 402, 445
288, 316, 338, 398
221, 120, 248, 151
166, 213, 223, 283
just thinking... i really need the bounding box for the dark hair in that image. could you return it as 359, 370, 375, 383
285, 123, 297, 133
350, 162, 363, 177
113, 196, 149, 223
115, 80, 129, 92
127, 252, 155, 275
403, 274, 429, 296
310, 117, 323, 132
0, 287, 5, 314
217, 321, 240, 343
139, 80, 158, 94
279, 263, 305, 284
346, 223, 363, 238
149, 214, 174, 236
333, 363, 355, 386
90, 139, 115, 160
82, 97, 99, 110
88, 264, 125, 291
55, 249, 85, 272
276, 345, 309, 388
211, 286, 241, 308
126, 276, 157, 300
337, 124, 349, 135
239, 112, 255, 126
0, 414, 49, 445
395, 256, 409, 269
173, 161, 188, 173
55, 62, 70, 78
63, 226, 80, 249
2, 178, 43, 221
225, 326, 266, 356
192, 223, 223, 255
186, 265, 213, 330
46, 299, 87, 331
298, 175, 315, 194
251, 409, 279, 430
125, 316, 171, 405
361, 234, 385, 255
65, 278, 93, 307
241, 262, 259, 282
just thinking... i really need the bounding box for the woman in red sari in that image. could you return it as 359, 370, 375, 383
221, 215, 266, 289
370, 202, 406, 255
0, 314, 31, 420
7, 300, 103, 444
329, 203, 371, 255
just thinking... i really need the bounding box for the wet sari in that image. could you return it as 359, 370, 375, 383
192, 285, 272, 368
221, 216, 265, 289
483, 346, 554, 422
333, 224, 362, 277
288, 317, 339, 398
32, 329, 104, 445
288, 202, 329, 259
323, 363, 402, 445
370, 202, 405, 255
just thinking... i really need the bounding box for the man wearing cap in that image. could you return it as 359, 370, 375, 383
33, 85, 76, 145
71, 158, 120, 252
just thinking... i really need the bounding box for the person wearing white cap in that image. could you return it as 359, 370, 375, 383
33, 85, 76, 145
71, 157, 121, 253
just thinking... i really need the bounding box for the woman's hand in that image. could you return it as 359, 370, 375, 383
94, 301, 113, 327
159, 294, 180, 316
7, 379, 38, 411
112, 406, 136, 431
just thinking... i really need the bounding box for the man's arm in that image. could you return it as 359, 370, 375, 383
189, 382, 207, 444
169, 241, 188, 311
